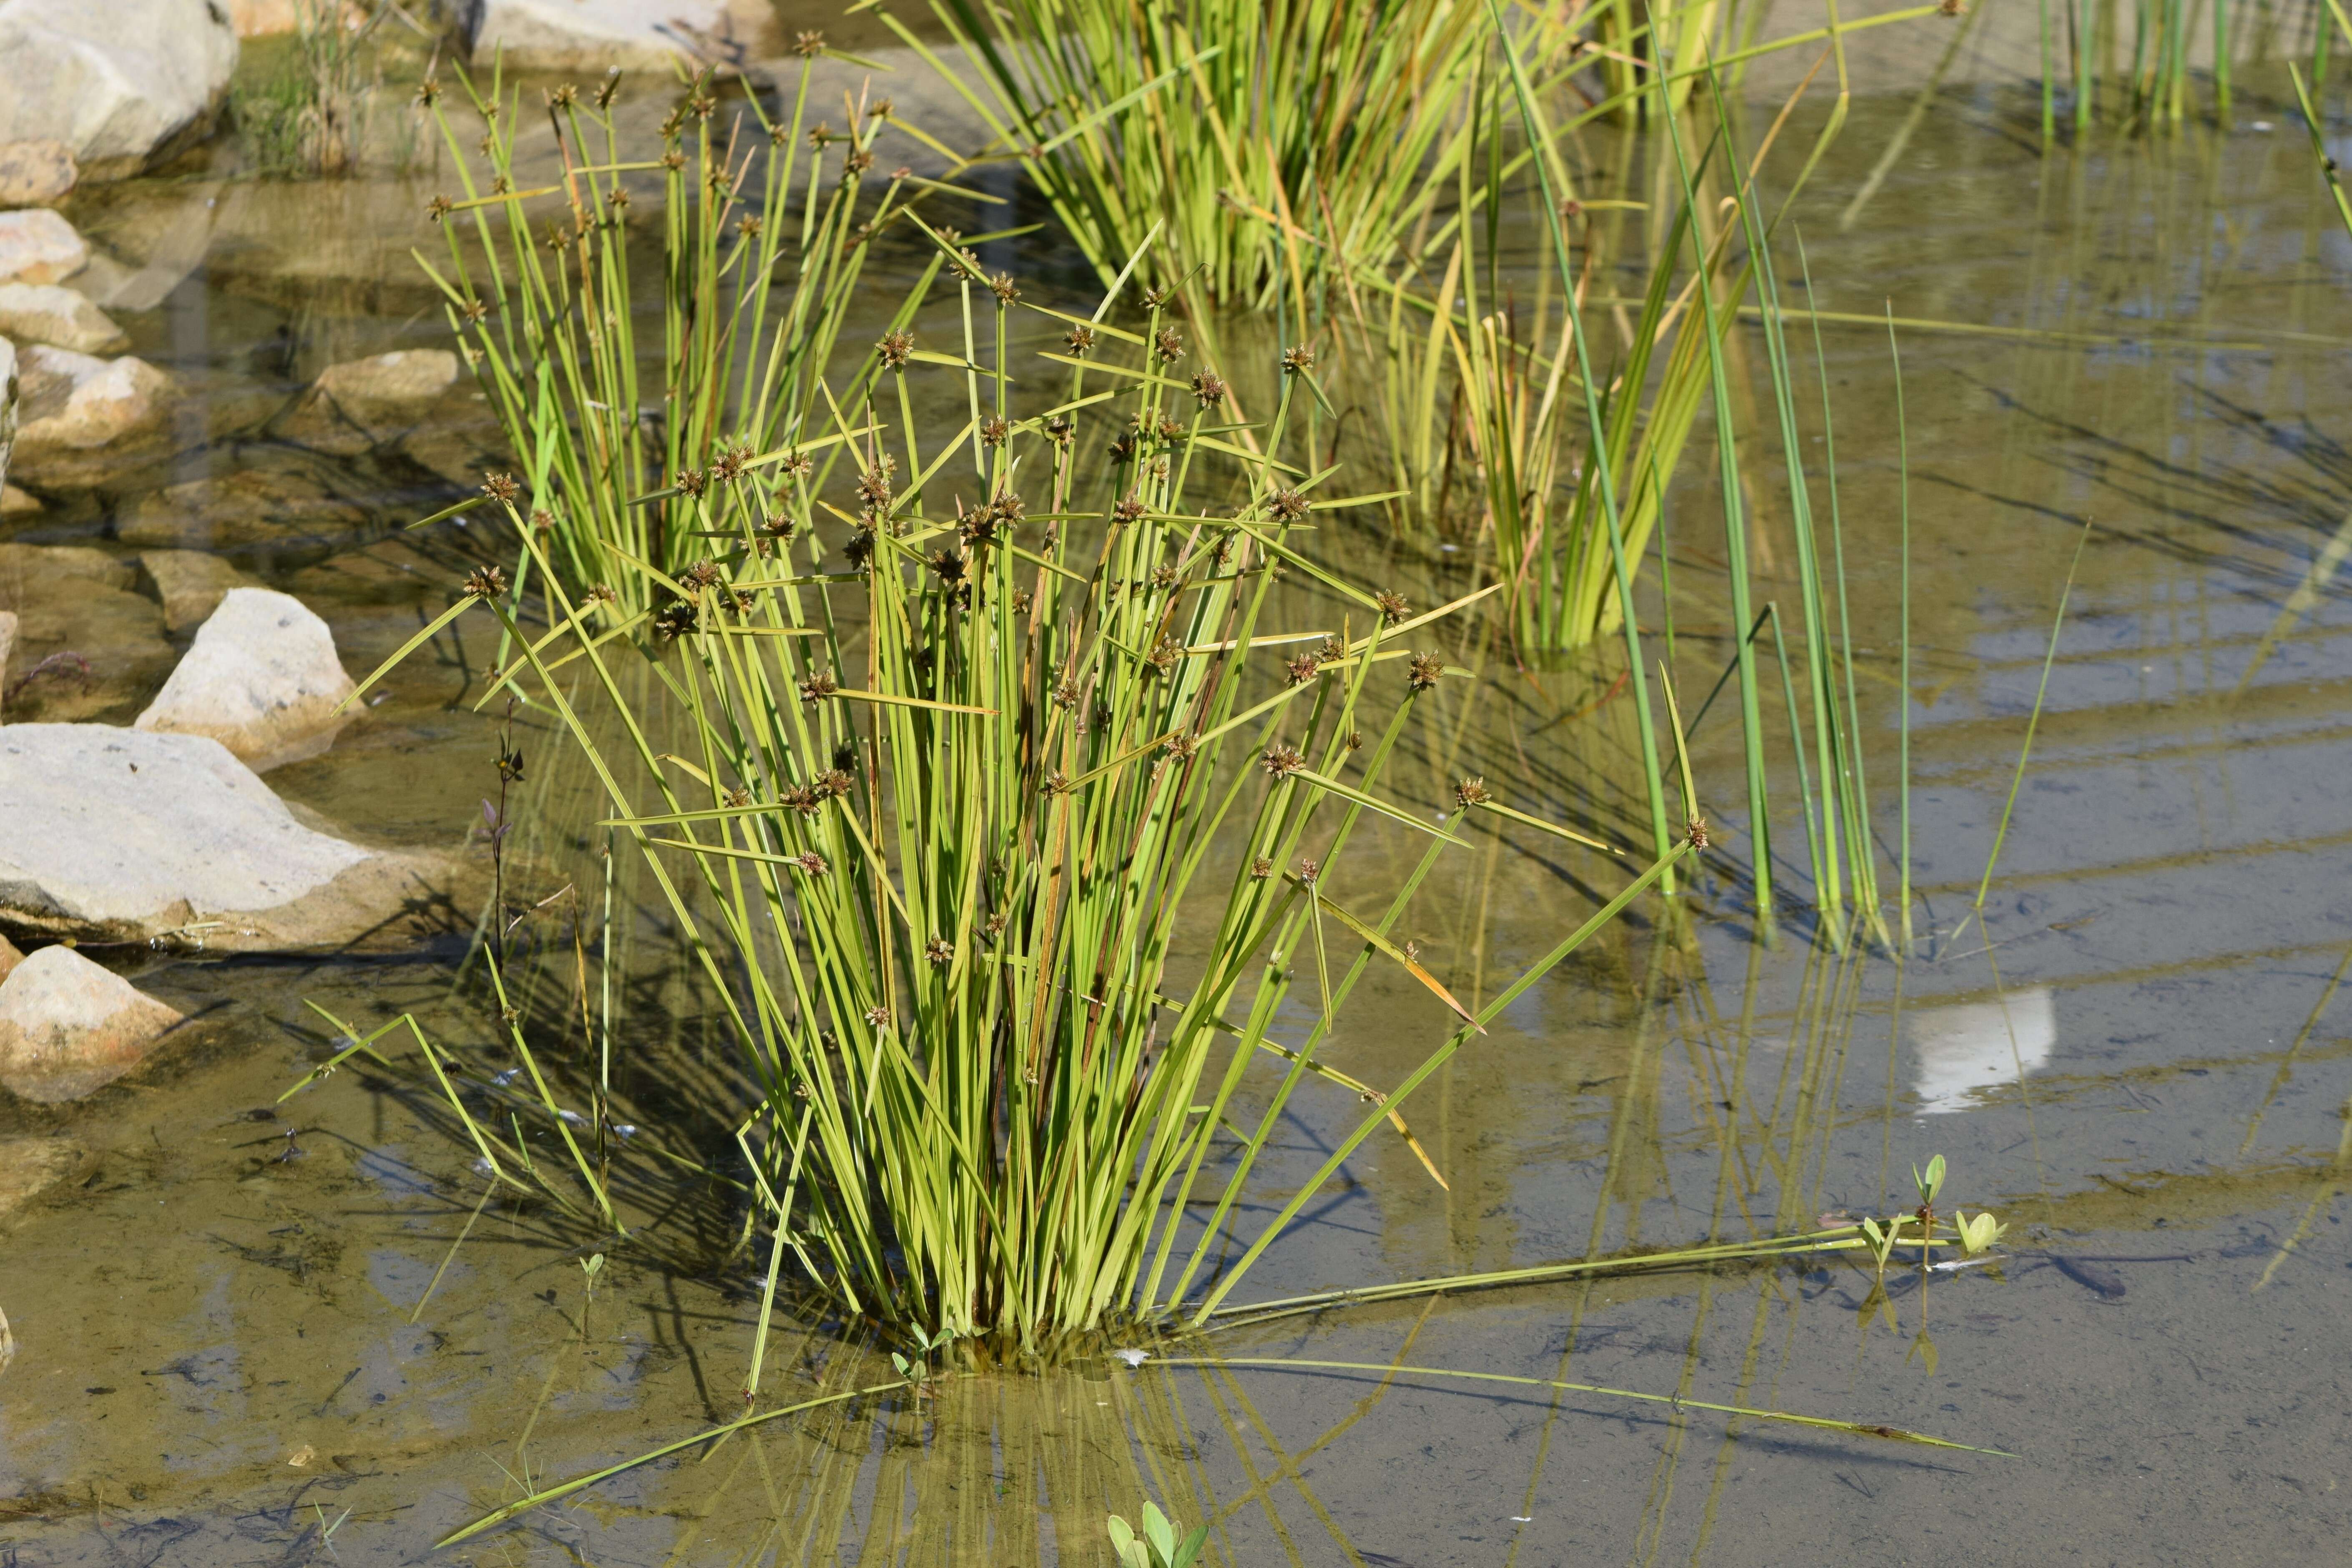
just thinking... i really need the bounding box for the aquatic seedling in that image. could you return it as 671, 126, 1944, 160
1108, 1501, 1208, 1568
1954, 1210, 2009, 1256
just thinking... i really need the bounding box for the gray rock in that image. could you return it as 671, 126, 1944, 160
0, 209, 87, 285
0, 1133, 85, 1221
136, 549, 259, 634
134, 588, 356, 771
0, 608, 14, 716
0, 141, 75, 208
467, 0, 770, 71
0, 0, 238, 178
0, 932, 20, 982
0, 485, 37, 516
9, 344, 172, 489
280, 348, 460, 455
0, 943, 182, 1102
0, 724, 372, 942
0, 281, 126, 354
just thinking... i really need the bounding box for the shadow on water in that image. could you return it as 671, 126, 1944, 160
14, 44, 2352, 1564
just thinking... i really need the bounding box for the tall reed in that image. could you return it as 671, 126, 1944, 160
412, 54, 933, 611
878, 0, 1606, 307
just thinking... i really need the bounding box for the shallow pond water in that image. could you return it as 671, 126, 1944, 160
6, 38, 2352, 1566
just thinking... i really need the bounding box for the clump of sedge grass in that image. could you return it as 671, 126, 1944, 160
232, 0, 386, 176
345, 208, 1691, 1350
878, 0, 1593, 307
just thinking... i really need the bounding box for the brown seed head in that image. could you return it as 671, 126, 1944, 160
481, 472, 520, 505
1191, 371, 1227, 408
1375, 590, 1410, 626
795, 30, 825, 55
1687, 815, 1710, 850
1268, 488, 1309, 523
1064, 322, 1096, 354
464, 565, 508, 599
1153, 327, 1184, 364
1112, 495, 1146, 524
794, 851, 829, 876
1281, 344, 1315, 375
416, 76, 442, 106
924, 935, 954, 965
1407, 652, 1445, 691
594, 68, 622, 108
426, 193, 454, 222
653, 599, 699, 640
988, 271, 1020, 305
878, 329, 913, 369
1261, 744, 1305, 778
865, 1005, 892, 1027
1249, 856, 1274, 879
550, 83, 578, 108
980, 415, 1008, 449
798, 671, 839, 703
1455, 776, 1491, 809
1285, 652, 1320, 687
